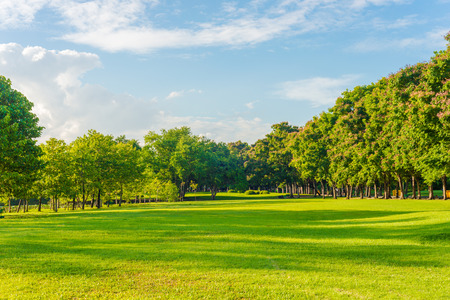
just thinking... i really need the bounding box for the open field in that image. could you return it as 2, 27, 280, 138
1, 193, 449, 299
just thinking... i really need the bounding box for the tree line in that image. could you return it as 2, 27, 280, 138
1, 33, 449, 213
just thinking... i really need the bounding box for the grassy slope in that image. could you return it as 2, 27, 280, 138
0, 193, 449, 299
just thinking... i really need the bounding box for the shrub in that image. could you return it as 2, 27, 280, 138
244, 190, 259, 195
260, 190, 270, 195
228, 189, 237, 193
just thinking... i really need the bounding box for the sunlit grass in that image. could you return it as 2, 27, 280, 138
1, 194, 449, 299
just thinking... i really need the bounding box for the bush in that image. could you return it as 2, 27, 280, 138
244, 190, 259, 195
228, 189, 237, 193
260, 190, 270, 195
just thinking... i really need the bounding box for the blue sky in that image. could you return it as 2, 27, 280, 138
0, 0, 449, 144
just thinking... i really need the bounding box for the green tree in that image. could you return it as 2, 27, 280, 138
40, 138, 73, 212
0, 76, 43, 208
144, 127, 202, 200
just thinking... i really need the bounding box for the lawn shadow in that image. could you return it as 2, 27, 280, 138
1, 206, 449, 277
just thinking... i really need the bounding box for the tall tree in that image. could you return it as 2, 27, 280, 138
0, 76, 42, 205
40, 138, 73, 211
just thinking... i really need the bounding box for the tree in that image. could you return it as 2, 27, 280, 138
291, 112, 336, 198
40, 138, 73, 212
112, 139, 143, 206
0, 76, 42, 207
143, 127, 202, 200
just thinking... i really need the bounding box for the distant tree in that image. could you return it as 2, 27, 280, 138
144, 127, 203, 200
113, 139, 143, 206
291, 112, 336, 198
248, 122, 299, 195
40, 138, 73, 211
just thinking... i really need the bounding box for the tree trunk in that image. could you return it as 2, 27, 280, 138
82, 183, 86, 210
360, 185, 364, 199
412, 176, 416, 199
8, 198, 11, 213
16, 199, 22, 213
179, 182, 186, 201
38, 197, 42, 212
321, 180, 325, 199
211, 187, 218, 200
428, 184, 434, 200
396, 174, 405, 199
313, 180, 321, 197
72, 196, 76, 210
91, 193, 95, 208
442, 176, 447, 200
383, 176, 390, 199
97, 189, 101, 209
54, 196, 58, 212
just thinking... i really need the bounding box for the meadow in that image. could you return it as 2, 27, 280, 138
0, 193, 449, 299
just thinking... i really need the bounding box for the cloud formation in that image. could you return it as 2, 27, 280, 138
351, 29, 449, 52
0, 0, 48, 29
0, 43, 267, 143
278, 75, 361, 107
0, 0, 410, 52
166, 89, 202, 100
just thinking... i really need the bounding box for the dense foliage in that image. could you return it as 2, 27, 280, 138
0, 76, 42, 210
1, 33, 449, 211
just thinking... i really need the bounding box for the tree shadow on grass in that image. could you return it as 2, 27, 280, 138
1, 207, 448, 278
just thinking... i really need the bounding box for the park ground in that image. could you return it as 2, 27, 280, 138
0, 193, 449, 299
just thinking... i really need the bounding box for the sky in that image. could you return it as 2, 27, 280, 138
0, 0, 449, 144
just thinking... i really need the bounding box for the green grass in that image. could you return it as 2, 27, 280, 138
0, 193, 449, 299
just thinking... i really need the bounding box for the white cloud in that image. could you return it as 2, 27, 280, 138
350, 0, 408, 9
166, 91, 183, 100
279, 75, 361, 107
372, 14, 421, 30
60, 0, 313, 51
0, 43, 264, 144
351, 29, 449, 52
0, 43, 161, 142
156, 114, 270, 144
0, 0, 413, 52
245, 101, 257, 109
166, 89, 202, 100
0, 0, 48, 29
59, 9, 312, 52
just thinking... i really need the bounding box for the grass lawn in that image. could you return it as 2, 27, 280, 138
0, 193, 449, 299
